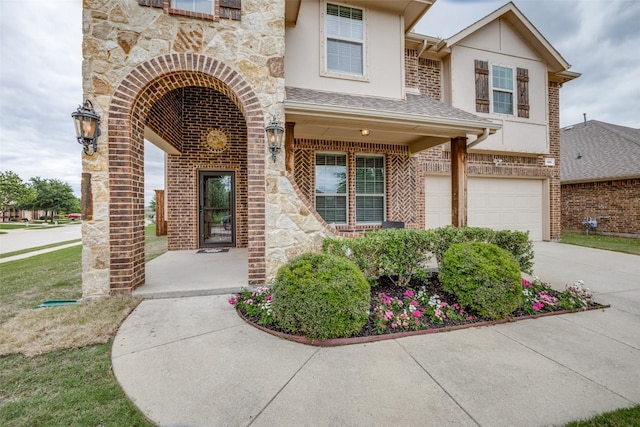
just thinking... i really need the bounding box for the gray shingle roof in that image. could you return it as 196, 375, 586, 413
285, 86, 491, 124
561, 120, 640, 183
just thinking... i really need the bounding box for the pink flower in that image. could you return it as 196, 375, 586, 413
404, 290, 414, 297
532, 301, 544, 311
400, 312, 407, 319
522, 279, 531, 288
466, 316, 473, 321
453, 303, 460, 310
411, 310, 422, 317
246, 298, 254, 305
440, 302, 449, 307
391, 323, 397, 329
384, 310, 394, 320
414, 319, 420, 325
410, 300, 418, 306
228, 296, 238, 305
265, 295, 272, 301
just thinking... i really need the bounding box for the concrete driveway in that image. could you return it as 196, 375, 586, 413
112, 242, 640, 427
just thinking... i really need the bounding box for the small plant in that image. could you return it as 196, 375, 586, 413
322, 229, 434, 287
269, 253, 370, 340
228, 286, 273, 325
556, 280, 593, 311
372, 288, 472, 333
439, 242, 523, 320
521, 277, 558, 314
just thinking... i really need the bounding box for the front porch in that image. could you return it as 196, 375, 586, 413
133, 248, 249, 299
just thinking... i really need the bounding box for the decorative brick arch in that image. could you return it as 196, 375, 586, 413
108, 53, 266, 294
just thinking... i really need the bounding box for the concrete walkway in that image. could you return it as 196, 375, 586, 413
112, 242, 640, 426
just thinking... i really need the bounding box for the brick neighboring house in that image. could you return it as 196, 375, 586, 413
561, 120, 640, 237
79, 1, 578, 297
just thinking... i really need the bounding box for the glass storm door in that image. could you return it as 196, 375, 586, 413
200, 171, 235, 247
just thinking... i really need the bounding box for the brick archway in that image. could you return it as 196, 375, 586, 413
108, 54, 266, 294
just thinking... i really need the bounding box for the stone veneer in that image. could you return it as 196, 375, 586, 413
80, 0, 331, 295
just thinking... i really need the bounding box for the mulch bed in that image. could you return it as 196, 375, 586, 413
236, 276, 608, 347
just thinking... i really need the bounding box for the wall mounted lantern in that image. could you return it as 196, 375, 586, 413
71, 100, 101, 156
265, 118, 284, 163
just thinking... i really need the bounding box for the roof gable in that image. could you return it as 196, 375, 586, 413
445, 2, 571, 74
561, 120, 640, 183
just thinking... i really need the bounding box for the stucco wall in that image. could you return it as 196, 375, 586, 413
447, 18, 549, 154
284, 0, 404, 99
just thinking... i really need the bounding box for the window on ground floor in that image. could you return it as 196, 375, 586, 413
315, 153, 347, 224
355, 155, 384, 223
315, 153, 385, 225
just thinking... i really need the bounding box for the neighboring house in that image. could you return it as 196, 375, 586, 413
561, 120, 640, 237
79, 0, 578, 297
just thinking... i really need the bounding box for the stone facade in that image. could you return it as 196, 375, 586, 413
80, 0, 307, 295
561, 179, 640, 237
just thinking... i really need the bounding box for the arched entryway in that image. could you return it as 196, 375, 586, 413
107, 54, 266, 294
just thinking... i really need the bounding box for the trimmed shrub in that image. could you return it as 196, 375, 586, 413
322, 229, 435, 287
439, 242, 523, 320
430, 226, 534, 274
270, 253, 370, 340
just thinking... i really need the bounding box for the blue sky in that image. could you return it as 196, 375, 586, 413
1, 0, 638, 203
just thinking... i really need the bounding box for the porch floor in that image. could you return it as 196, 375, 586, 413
134, 248, 249, 299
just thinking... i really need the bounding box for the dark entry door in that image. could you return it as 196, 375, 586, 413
200, 171, 235, 247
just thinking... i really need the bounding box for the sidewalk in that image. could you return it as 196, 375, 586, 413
111, 242, 640, 426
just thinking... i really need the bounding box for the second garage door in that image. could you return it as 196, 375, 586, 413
425, 176, 545, 241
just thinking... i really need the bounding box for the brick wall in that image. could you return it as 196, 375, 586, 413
293, 139, 419, 232
404, 50, 442, 100
548, 81, 561, 240
107, 54, 266, 293
562, 179, 640, 236
162, 87, 248, 250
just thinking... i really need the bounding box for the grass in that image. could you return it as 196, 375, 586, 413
0, 223, 27, 230
0, 225, 166, 426
0, 239, 81, 259
560, 232, 640, 256
564, 405, 640, 426
0, 343, 152, 426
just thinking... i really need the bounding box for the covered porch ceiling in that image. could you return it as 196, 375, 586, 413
284, 87, 501, 154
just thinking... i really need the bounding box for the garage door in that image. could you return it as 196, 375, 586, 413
425, 176, 544, 241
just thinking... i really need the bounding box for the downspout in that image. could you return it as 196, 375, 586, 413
467, 127, 490, 149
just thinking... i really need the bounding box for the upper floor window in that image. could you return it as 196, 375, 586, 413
492, 65, 514, 115
172, 0, 214, 14
325, 3, 364, 76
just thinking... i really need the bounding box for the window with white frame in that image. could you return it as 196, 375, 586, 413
355, 155, 384, 223
492, 65, 514, 115
315, 153, 348, 224
172, 0, 213, 14
325, 3, 364, 75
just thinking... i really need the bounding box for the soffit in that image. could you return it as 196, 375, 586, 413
285, 0, 435, 33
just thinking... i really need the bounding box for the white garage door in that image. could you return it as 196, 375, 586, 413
425, 176, 544, 241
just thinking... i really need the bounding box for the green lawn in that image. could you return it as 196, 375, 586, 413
0, 225, 165, 426
0, 239, 81, 259
560, 232, 640, 256
565, 405, 640, 426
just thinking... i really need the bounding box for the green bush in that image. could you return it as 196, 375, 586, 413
270, 252, 370, 340
439, 242, 523, 320
430, 226, 533, 274
322, 229, 434, 287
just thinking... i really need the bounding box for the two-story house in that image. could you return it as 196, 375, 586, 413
78, 0, 577, 297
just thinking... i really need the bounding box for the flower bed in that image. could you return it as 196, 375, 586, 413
229, 277, 606, 346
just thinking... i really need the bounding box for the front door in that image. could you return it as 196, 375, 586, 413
199, 171, 235, 247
